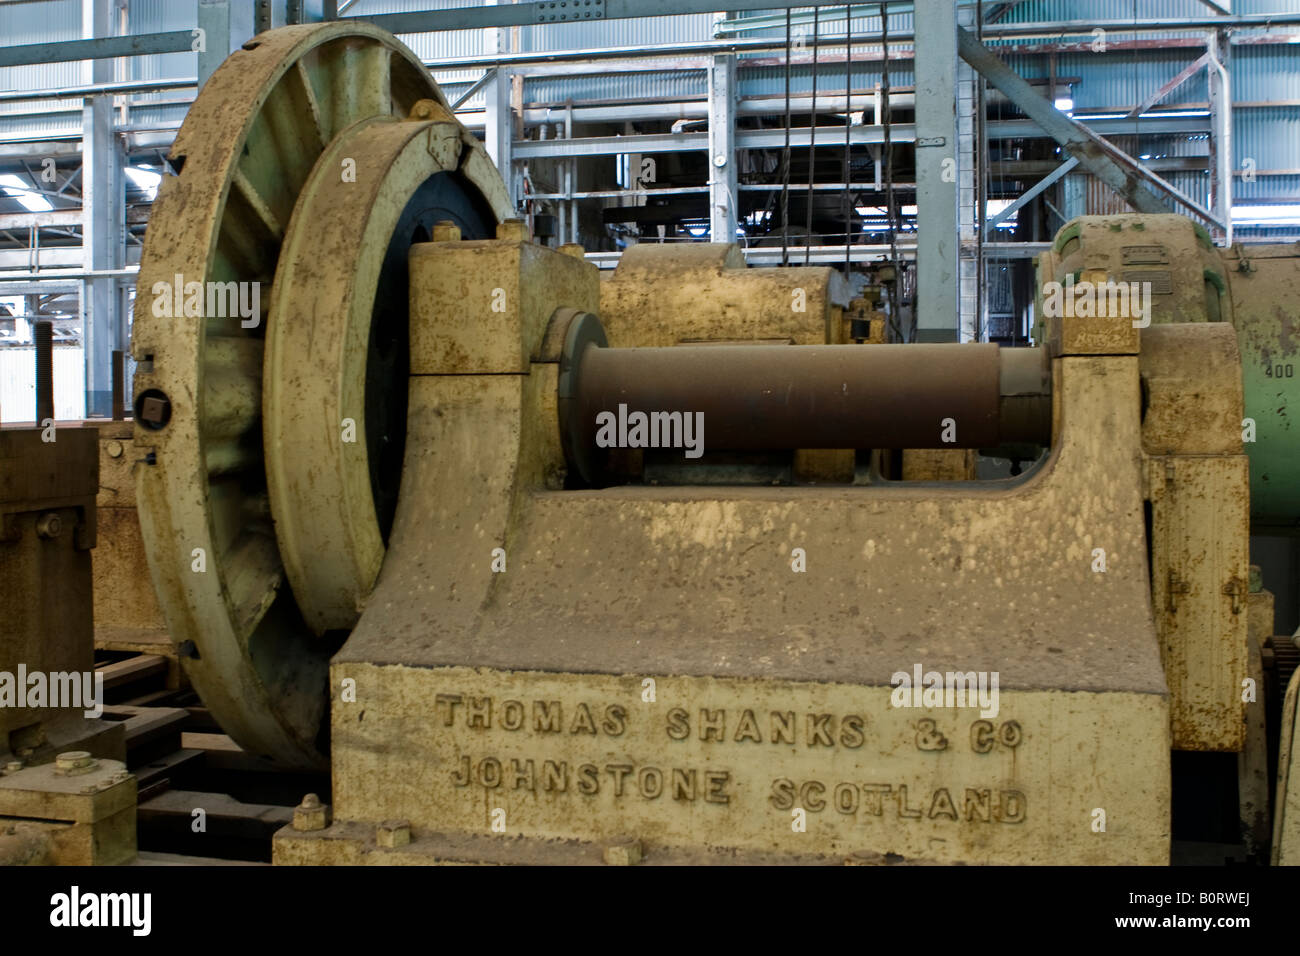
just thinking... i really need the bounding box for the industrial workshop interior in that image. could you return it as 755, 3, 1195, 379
2, 0, 1300, 898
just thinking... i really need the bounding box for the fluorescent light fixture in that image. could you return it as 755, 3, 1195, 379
0, 173, 52, 212
1054, 97, 1074, 112
1139, 153, 1152, 161
126, 166, 162, 199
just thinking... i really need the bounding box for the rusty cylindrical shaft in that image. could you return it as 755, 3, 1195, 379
34, 320, 54, 425
562, 336, 1050, 481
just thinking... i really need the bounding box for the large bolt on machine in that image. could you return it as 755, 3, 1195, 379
7, 21, 1298, 865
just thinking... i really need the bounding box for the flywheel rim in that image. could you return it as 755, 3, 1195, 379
132, 23, 508, 768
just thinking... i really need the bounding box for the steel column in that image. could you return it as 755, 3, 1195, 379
914, 0, 959, 342
1208, 28, 1233, 244
81, 0, 123, 419
708, 52, 738, 242
198, 1, 232, 89
483, 4, 515, 211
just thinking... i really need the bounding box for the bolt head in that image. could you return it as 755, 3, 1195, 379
376, 820, 411, 848
35, 512, 62, 539
106, 439, 124, 458
495, 218, 530, 242
138, 394, 170, 428
431, 220, 462, 243
293, 794, 329, 832
602, 836, 643, 866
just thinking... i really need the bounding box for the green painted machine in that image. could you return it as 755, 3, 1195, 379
1037, 214, 1300, 530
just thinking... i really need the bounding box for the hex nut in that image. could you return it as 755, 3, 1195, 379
495, 218, 529, 242
602, 836, 643, 866
432, 220, 462, 243
376, 820, 411, 848
293, 793, 330, 832
35, 512, 62, 539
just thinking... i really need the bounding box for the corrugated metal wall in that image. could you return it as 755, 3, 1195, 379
0, 346, 85, 422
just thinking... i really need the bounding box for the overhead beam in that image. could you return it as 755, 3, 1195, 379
510, 114, 1210, 159
0, 31, 194, 69
0, 209, 83, 230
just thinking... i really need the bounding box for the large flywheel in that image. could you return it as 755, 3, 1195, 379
131, 23, 509, 768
